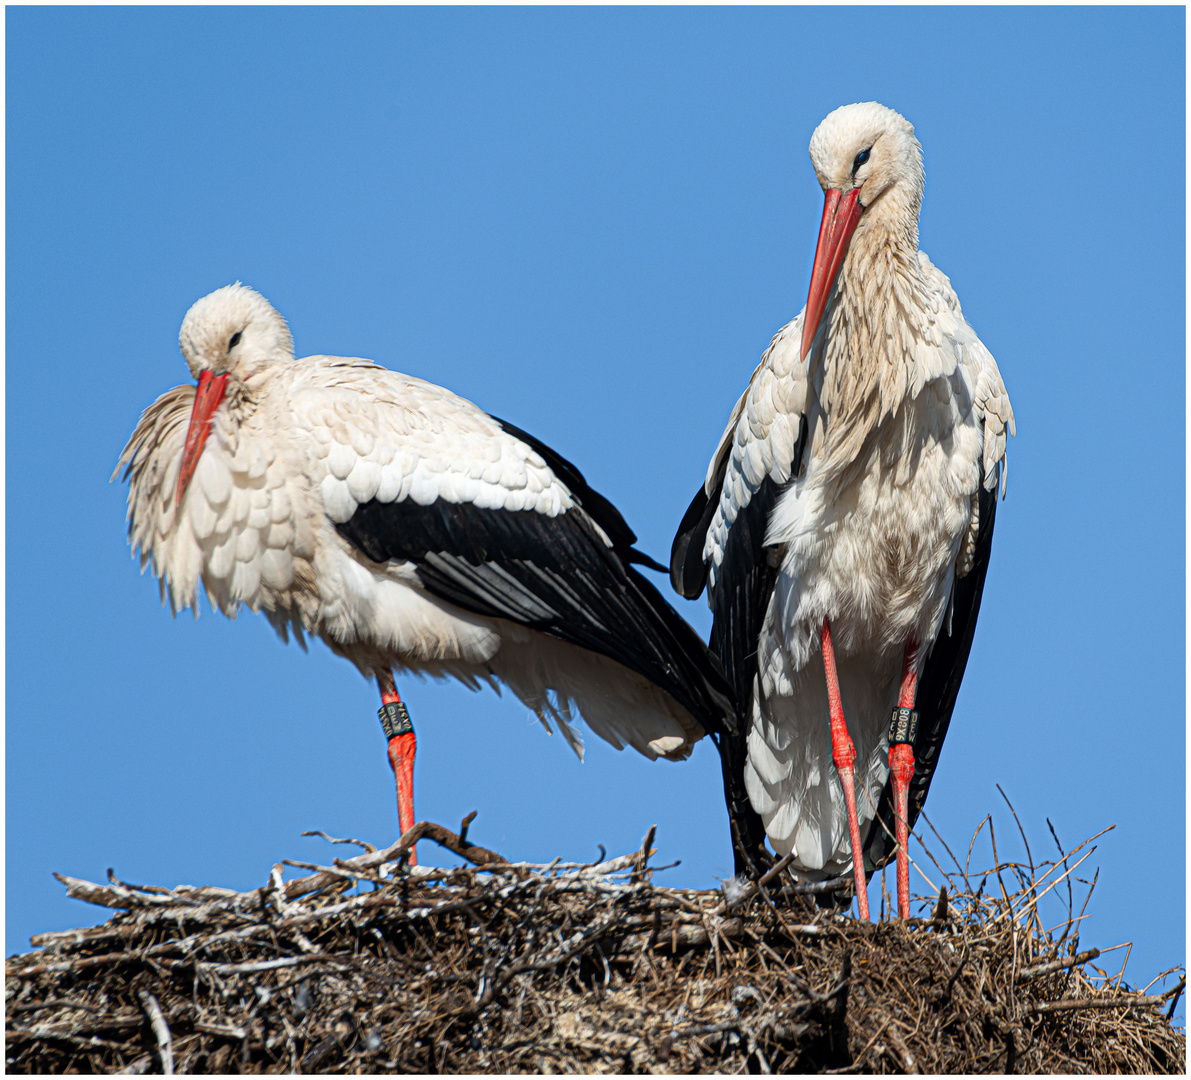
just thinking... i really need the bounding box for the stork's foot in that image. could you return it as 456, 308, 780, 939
377, 672, 418, 866
820, 617, 870, 920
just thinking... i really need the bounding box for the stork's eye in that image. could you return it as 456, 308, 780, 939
229, 331, 242, 350
852, 148, 871, 175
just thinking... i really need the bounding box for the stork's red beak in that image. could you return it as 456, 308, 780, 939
176, 370, 229, 506
799, 187, 864, 361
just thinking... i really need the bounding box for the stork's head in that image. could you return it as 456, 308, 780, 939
179, 282, 294, 381
800, 102, 924, 360
175, 284, 293, 505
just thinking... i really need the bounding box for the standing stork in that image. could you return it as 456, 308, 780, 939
117, 284, 735, 863
671, 103, 1014, 918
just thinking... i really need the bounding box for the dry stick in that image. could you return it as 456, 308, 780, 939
920, 810, 972, 894
631, 825, 658, 885
394, 820, 511, 869
703, 912, 723, 979
30, 924, 137, 949
282, 820, 512, 901
756, 879, 833, 941
713, 851, 796, 914
1041, 912, 1093, 939
1031, 994, 1171, 1015
300, 830, 377, 854
194, 1021, 247, 1040
1073, 866, 1099, 941
964, 814, 993, 883
51, 874, 181, 910
883, 1016, 918, 1074
1165, 980, 1185, 1022
107, 870, 172, 895
997, 786, 1035, 874
903, 850, 939, 904
1001, 824, 1114, 908
195, 955, 344, 975
10, 953, 147, 978
135, 990, 173, 1075
1017, 948, 1101, 983
986, 818, 1013, 915
1114, 942, 1135, 993
282, 858, 377, 884
1005, 846, 1099, 927
1045, 817, 1077, 946
8, 998, 103, 1015
911, 826, 963, 906
997, 785, 1044, 943
1140, 965, 1186, 996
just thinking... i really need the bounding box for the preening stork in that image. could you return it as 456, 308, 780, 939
672, 103, 1015, 917
117, 284, 735, 862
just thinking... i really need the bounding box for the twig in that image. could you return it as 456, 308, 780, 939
883, 1017, 918, 1074
395, 820, 511, 869
194, 1021, 248, 1039
107, 870, 172, 895
195, 955, 342, 975
987, 817, 1013, 913
1031, 994, 1170, 1015
920, 810, 971, 894
135, 989, 173, 1075
1005, 846, 1099, 926
300, 830, 377, 854
1165, 979, 1185, 1022
631, 825, 658, 885
1046, 818, 1077, 946
1018, 948, 1101, 983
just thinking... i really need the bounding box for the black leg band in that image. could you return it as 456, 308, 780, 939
378, 701, 414, 739
888, 706, 919, 746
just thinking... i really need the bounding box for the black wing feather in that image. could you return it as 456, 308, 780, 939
670, 486, 720, 599
862, 476, 999, 871
492, 417, 665, 572
670, 414, 809, 876
335, 446, 731, 735
703, 475, 784, 877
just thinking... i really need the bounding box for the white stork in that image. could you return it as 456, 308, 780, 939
671, 103, 1015, 918
117, 284, 735, 863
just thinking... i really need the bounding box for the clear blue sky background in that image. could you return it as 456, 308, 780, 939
7, 7, 1184, 996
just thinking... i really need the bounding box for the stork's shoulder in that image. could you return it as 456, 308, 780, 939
917, 253, 1016, 491
670, 315, 810, 599
285, 356, 574, 524
698, 315, 812, 593
712, 316, 807, 513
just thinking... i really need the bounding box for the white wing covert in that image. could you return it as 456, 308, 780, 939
293, 358, 576, 529
919, 254, 1015, 496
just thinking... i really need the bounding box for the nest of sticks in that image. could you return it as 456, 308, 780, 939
6, 807, 1185, 1074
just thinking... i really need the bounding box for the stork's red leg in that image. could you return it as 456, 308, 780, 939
820, 617, 870, 920
889, 643, 921, 918
377, 670, 418, 866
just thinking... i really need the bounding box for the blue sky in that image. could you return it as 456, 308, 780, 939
7, 7, 1184, 995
